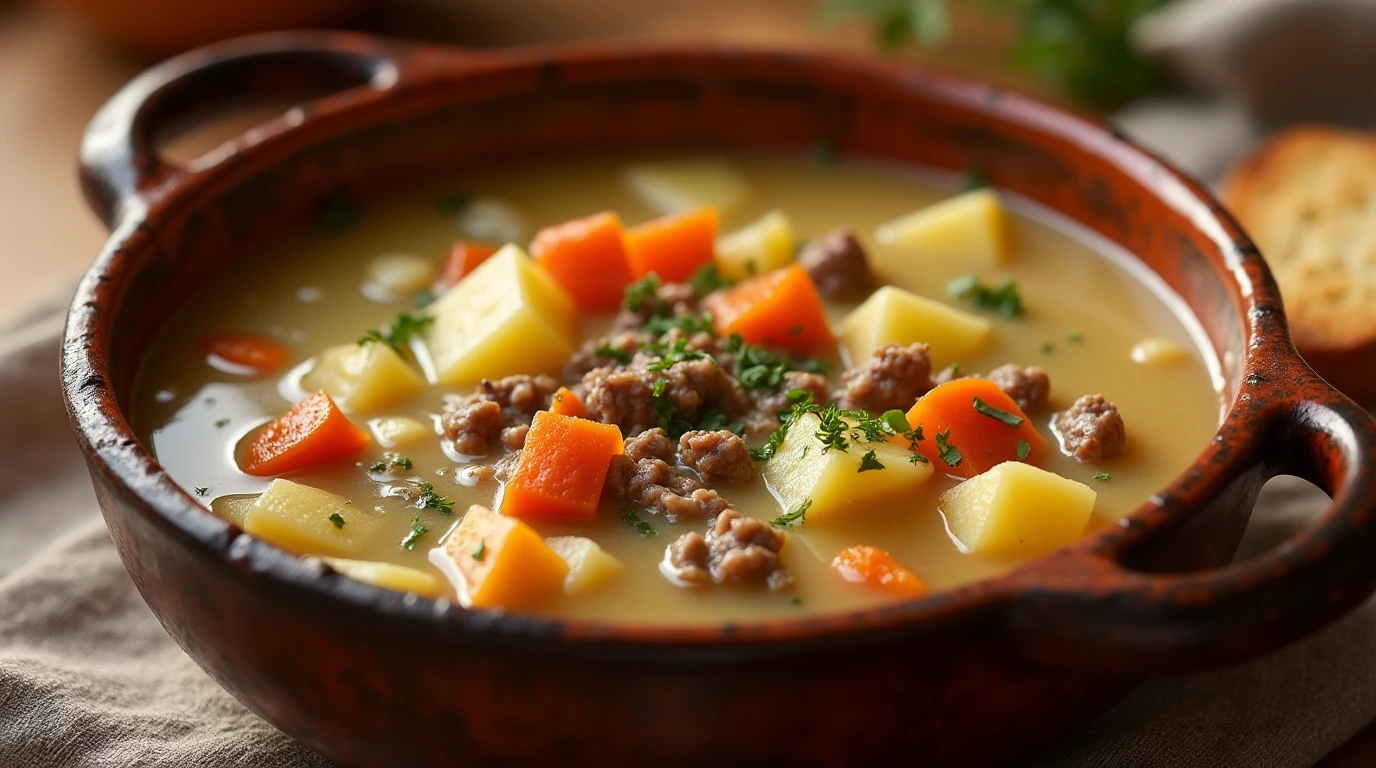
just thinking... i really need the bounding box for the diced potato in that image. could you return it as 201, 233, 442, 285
367, 415, 431, 448
873, 189, 1011, 272
938, 462, 1096, 556
423, 244, 576, 385
244, 479, 381, 557
841, 285, 992, 369
301, 342, 425, 413
624, 158, 750, 215
545, 536, 624, 594
362, 253, 437, 302
429, 504, 569, 609
456, 196, 528, 243
211, 494, 258, 526
764, 413, 933, 525
715, 210, 797, 280
321, 557, 447, 597
1130, 337, 1188, 366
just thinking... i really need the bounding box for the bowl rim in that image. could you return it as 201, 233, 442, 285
62, 39, 1281, 651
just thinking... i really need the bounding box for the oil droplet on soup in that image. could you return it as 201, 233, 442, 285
132, 154, 1223, 625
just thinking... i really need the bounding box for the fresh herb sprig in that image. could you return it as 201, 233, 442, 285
369, 454, 414, 474
934, 428, 962, 467
727, 334, 829, 391
621, 507, 657, 536
400, 516, 429, 551
973, 397, 1024, 427
948, 275, 1024, 317
413, 482, 454, 514
358, 311, 434, 354
770, 498, 812, 528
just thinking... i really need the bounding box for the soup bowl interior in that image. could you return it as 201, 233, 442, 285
64, 33, 1376, 766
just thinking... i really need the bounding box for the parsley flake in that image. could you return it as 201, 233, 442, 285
193, 487, 209, 497
400, 516, 429, 551
1042, 342, 1055, 354
369, 454, 413, 474
934, 429, 962, 467
328, 513, 346, 529
358, 311, 433, 354
1016, 439, 1032, 461
858, 450, 885, 472
594, 342, 632, 365
752, 392, 821, 461
620, 507, 657, 537
644, 337, 713, 374
623, 274, 663, 314
973, 397, 1024, 427
882, 409, 910, 434
413, 482, 454, 514
472, 541, 487, 561
770, 498, 812, 527
947, 275, 1023, 317
688, 263, 733, 295
213, 418, 230, 429
1094, 472, 1111, 481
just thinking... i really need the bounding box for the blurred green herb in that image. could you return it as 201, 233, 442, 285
948, 274, 1023, 317
358, 311, 433, 354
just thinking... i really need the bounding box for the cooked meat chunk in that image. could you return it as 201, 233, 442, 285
662, 510, 792, 590
565, 330, 649, 379
744, 371, 832, 435
612, 281, 701, 332
988, 364, 1051, 412
479, 374, 559, 417
797, 227, 873, 299
838, 343, 935, 414
625, 427, 678, 464
500, 424, 529, 451
442, 400, 504, 456
1053, 394, 1127, 461
605, 454, 730, 522
679, 430, 755, 484
583, 357, 751, 437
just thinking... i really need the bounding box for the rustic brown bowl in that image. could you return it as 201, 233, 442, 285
65, 32, 1376, 767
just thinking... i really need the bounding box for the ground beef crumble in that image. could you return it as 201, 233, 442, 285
662, 510, 792, 590
838, 342, 935, 414
743, 371, 831, 436
583, 358, 751, 437
679, 430, 755, 485
988, 364, 1051, 412
440, 374, 559, 456
625, 427, 677, 463
1053, 394, 1127, 461
605, 454, 730, 523
797, 227, 873, 300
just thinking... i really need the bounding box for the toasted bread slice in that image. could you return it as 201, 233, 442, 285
1222, 125, 1376, 401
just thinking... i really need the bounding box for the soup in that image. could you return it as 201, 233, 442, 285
133, 154, 1222, 625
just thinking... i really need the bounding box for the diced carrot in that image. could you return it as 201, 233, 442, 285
831, 545, 926, 597
904, 378, 1047, 479
241, 391, 370, 476
436, 240, 501, 290
501, 411, 624, 520
623, 207, 718, 282
204, 333, 288, 374
531, 211, 635, 311
438, 504, 569, 610
702, 264, 833, 354
549, 386, 587, 418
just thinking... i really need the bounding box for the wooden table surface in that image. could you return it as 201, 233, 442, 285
1, 0, 1370, 762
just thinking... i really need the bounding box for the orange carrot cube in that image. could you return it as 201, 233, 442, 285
623, 207, 718, 282
702, 264, 833, 354
501, 411, 624, 520
531, 211, 635, 312
241, 391, 370, 476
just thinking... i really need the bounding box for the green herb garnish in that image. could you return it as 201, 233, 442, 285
752, 391, 821, 461
643, 311, 714, 339
193, 487, 208, 497
623, 274, 663, 314
934, 429, 962, 467
698, 408, 745, 436
858, 450, 885, 472
644, 337, 713, 374
650, 379, 693, 437
358, 311, 434, 354
621, 507, 657, 537
370, 454, 413, 474
213, 418, 229, 429
1042, 342, 1055, 354
1094, 472, 1111, 481
881, 409, 910, 434
973, 397, 1024, 427
413, 482, 454, 514
1017, 439, 1031, 461
328, 513, 346, 529
727, 334, 829, 391
472, 541, 487, 561
947, 275, 1023, 317
594, 342, 632, 365
770, 498, 812, 527
401, 516, 429, 551
689, 263, 733, 295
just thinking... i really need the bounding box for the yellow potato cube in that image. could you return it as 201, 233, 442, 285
623, 158, 750, 215
939, 462, 1096, 556
841, 285, 993, 369
1130, 337, 1188, 366
362, 253, 437, 302
545, 536, 624, 594
429, 504, 569, 610
367, 416, 432, 448
763, 413, 933, 525
211, 494, 258, 526
244, 479, 381, 557
423, 245, 576, 385
715, 210, 797, 280
302, 342, 425, 414
321, 557, 447, 597
874, 189, 1011, 271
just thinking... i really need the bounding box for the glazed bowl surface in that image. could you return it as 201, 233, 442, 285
65, 32, 1376, 767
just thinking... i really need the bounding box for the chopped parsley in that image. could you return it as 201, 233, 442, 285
934, 429, 962, 467
434, 191, 473, 213
369, 454, 414, 473
688, 263, 733, 295
213, 418, 230, 429
594, 342, 632, 365
697, 408, 745, 435
472, 541, 487, 561
400, 516, 428, 551
650, 379, 693, 437
1093, 472, 1111, 481
858, 450, 885, 472
909, 452, 930, 465
947, 275, 1024, 317
881, 409, 910, 435
644, 337, 713, 374
623, 274, 663, 314
770, 498, 812, 527
643, 311, 714, 339
193, 487, 209, 497
413, 482, 454, 514
1067, 329, 1083, 342
1042, 342, 1055, 354
726, 334, 829, 391
358, 311, 434, 354
328, 513, 346, 529
882, 408, 927, 464
1016, 439, 1032, 461
751, 391, 821, 461
620, 507, 657, 537
973, 397, 1024, 427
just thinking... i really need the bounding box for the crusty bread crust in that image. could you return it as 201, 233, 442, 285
1222, 125, 1376, 354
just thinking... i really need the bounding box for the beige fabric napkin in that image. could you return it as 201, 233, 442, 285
0, 291, 1372, 766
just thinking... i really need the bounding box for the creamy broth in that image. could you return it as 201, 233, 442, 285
133, 154, 1222, 624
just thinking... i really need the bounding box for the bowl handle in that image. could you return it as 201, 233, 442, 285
1009, 369, 1376, 673
79, 31, 401, 229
